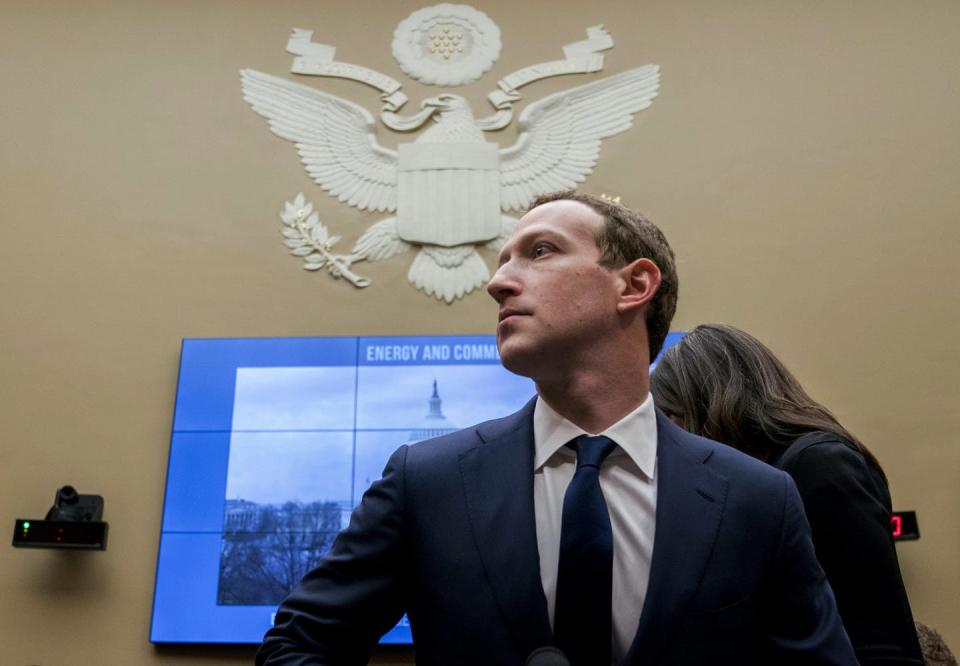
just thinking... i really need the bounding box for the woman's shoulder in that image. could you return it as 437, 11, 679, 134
775, 431, 890, 506
776, 431, 863, 472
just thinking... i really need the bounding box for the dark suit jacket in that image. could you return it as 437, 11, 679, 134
257, 400, 857, 665
772, 432, 923, 665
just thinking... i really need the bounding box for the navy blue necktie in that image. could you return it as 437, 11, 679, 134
554, 434, 617, 666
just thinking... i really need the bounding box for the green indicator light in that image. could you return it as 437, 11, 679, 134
23, 521, 30, 529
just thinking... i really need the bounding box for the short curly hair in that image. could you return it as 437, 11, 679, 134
529, 190, 679, 360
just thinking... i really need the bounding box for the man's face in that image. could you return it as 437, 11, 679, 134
487, 200, 624, 380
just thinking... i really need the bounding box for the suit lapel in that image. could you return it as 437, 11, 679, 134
458, 398, 553, 655
623, 411, 729, 663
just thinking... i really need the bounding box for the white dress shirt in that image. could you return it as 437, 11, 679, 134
533, 394, 658, 663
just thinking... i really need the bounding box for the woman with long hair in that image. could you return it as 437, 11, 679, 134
651, 323, 922, 665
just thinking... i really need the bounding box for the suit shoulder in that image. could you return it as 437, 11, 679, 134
662, 426, 794, 512
410, 398, 536, 460
404, 400, 534, 466
669, 424, 787, 482
708, 436, 781, 474
406, 425, 480, 460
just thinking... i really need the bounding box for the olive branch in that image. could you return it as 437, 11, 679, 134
279, 194, 370, 288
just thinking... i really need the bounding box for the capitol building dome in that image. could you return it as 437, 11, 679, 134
408, 380, 457, 442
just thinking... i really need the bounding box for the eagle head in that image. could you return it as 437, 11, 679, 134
421, 94, 470, 114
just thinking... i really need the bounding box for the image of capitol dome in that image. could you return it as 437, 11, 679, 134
407, 379, 457, 443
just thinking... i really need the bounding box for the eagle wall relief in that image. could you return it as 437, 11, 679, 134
241, 3, 660, 303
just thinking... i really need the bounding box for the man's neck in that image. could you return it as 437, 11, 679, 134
535, 366, 650, 434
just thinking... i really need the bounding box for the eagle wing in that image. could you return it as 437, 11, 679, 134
499, 65, 660, 212
241, 69, 398, 213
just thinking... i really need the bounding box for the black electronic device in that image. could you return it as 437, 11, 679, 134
891, 511, 919, 542
12, 485, 108, 550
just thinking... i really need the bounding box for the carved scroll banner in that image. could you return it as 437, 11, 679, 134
286, 28, 427, 129
480, 25, 615, 129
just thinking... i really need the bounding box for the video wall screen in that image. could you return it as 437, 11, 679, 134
150, 333, 685, 644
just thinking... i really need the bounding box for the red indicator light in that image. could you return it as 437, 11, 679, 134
891, 515, 903, 538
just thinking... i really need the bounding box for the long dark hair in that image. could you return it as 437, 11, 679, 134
651, 323, 886, 480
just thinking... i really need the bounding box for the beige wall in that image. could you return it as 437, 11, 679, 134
1, 1, 957, 663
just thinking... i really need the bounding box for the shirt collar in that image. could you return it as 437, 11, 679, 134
532, 393, 657, 480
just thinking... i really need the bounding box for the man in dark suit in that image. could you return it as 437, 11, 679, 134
257, 191, 857, 665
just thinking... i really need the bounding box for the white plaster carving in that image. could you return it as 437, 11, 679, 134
242, 63, 659, 302
392, 4, 501, 86
240, 7, 661, 303
280, 194, 371, 287
498, 65, 660, 211
476, 25, 614, 129
285, 28, 432, 132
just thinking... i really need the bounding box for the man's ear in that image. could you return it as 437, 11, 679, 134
616, 258, 661, 314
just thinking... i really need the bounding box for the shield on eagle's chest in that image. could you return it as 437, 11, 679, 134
396, 142, 501, 248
